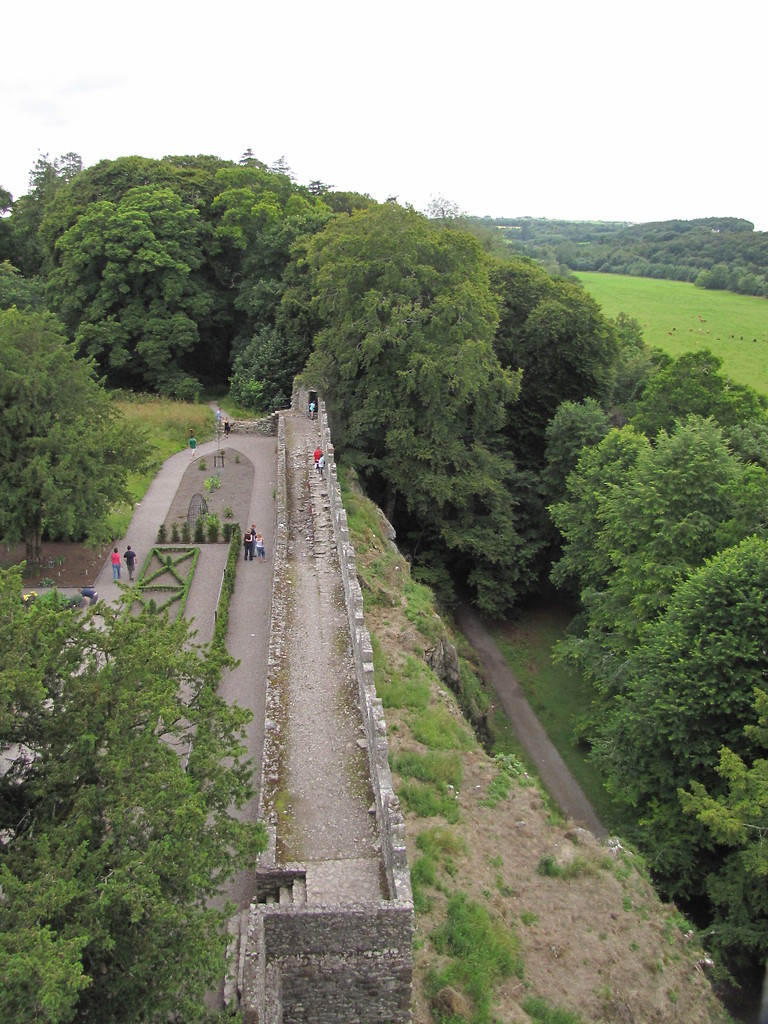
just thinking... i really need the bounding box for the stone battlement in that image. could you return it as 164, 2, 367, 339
239, 388, 413, 1023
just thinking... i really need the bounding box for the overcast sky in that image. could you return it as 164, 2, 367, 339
4, 0, 766, 229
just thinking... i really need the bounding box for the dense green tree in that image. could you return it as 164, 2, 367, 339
491, 261, 619, 467
597, 537, 768, 921
211, 166, 332, 352
0, 307, 145, 561
681, 688, 768, 967
552, 417, 768, 696
542, 397, 610, 509
631, 348, 767, 438
46, 186, 209, 393
0, 260, 46, 311
0, 567, 267, 1022
6, 154, 83, 276
303, 203, 531, 613
229, 325, 307, 412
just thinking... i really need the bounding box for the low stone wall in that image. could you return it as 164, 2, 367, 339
229, 412, 280, 436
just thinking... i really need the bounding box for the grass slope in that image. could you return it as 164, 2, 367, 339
576, 272, 768, 394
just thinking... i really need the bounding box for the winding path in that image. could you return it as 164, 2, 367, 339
454, 604, 608, 839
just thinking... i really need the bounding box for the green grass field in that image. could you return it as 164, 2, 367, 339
576, 272, 768, 395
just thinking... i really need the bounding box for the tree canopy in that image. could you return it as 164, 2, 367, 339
0, 307, 145, 561
0, 567, 267, 1022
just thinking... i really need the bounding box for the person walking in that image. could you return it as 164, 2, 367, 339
224, 417, 230, 437
125, 545, 138, 581
309, 400, 316, 420
250, 524, 258, 561
317, 452, 325, 478
243, 527, 253, 562
189, 434, 197, 460
255, 533, 266, 560
123, 545, 137, 582
111, 548, 121, 581
313, 447, 323, 474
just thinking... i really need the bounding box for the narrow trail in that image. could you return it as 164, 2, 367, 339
455, 604, 608, 839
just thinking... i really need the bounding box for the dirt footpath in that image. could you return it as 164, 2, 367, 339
454, 604, 608, 839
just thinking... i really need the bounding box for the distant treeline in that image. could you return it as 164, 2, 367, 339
480, 215, 768, 297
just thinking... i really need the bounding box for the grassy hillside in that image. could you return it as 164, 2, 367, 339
575, 272, 768, 395
341, 466, 732, 1024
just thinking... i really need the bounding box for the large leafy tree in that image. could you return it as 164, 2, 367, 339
631, 348, 767, 437
210, 165, 332, 353
302, 204, 530, 613
552, 417, 768, 697
491, 261, 619, 468
0, 568, 267, 1023
0, 307, 144, 562
45, 186, 209, 393
681, 688, 768, 968
597, 538, 768, 938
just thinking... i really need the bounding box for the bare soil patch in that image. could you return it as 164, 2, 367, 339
1, 539, 113, 589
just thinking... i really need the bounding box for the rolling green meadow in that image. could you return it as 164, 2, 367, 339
576, 271, 768, 395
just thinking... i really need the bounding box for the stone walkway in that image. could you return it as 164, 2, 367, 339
276, 412, 382, 902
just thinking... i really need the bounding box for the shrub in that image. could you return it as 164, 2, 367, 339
157, 523, 167, 544
170, 523, 180, 543
181, 521, 191, 543
193, 519, 205, 544
205, 513, 221, 544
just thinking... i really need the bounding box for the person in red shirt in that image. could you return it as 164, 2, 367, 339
313, 448, 323, 473
111, 548, 121, 580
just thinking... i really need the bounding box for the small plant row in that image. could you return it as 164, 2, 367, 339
211, 524, 242, 655
157, 515, 237, 545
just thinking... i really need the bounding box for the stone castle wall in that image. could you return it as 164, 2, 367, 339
240, 391, 413, 1023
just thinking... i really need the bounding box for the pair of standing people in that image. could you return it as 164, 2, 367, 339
111, 545, 138, 581
313, 447, 325, 478
243, 526, 266, 561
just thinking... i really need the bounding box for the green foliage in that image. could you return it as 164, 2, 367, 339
301, 203, 532, 615
479, 753, 531, 808
229, 325, 306, 413
522, 995, 584, 1024
552, 417, 768, 698
170, 522, 180, 543
537, 855, 596, 880
211, 524, 241, 654
0, 565, 267, 1023
193, 519, 205, 544
427, 891, 523, 1023
156, 522, 167, 544
0, 307, 147, 562
397, 780, 461, 822
205, 513, 221, 544
408, 704, 475, 752
46, 185, 208, 393
128, 546, 199, 618
596, 537, 768, 941
631, 349, 767, 437
391, 751, 463, 789
204, 475, 221, 493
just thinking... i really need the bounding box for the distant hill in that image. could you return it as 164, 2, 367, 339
475, 216, 768, 299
